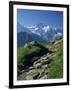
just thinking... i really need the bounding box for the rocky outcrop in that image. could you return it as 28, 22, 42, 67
17, 39, 62, 80
17, 51, 53, 80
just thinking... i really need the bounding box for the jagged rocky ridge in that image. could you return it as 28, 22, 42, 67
17, 23, 63, 47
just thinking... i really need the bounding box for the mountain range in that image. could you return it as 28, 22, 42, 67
17, 23, 63, 47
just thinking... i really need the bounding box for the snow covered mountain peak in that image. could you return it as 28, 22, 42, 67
26, 23, 52, 35
18, 22, 63, 42
42, 25, 50, 32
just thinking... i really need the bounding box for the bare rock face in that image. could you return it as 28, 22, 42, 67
24, 43, 29, 48
41, 65, 48, 69
17, 39, 63, 80
17, 54, 50, 80
25, 75, 33, 80
40, 75, 47, 79
17, 53, 50, 80
26, 71, 40, 80
25, 69, 40, 80
40, 56, 48, 60
34, 63, 42, 69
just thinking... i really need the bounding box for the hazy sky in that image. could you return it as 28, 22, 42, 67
17, 9, 63, 29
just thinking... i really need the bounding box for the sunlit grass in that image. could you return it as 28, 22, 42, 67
48, 41, 63, 78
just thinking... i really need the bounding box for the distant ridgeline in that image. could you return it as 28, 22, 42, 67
17, 23, 63, 47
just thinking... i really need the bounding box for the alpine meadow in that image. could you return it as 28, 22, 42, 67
17, 9, 63, 80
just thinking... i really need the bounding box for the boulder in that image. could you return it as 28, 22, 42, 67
40, 75, 47, 79
33, 73, 40, 79
41, 65, 48, 69
41, 60, 49, 65
26, 75, 33, 80
26, 69, 40, 79
29, 66, 34, 70
34, 63, 42, 69
33, 59, 41, 65
32, 56, 40, 61
40, 56, 48, 60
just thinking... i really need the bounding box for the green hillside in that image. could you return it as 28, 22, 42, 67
17, 39, 63, 79
17, 44, 41, 65
17, 42, 47, 74
47, 40, 63, 78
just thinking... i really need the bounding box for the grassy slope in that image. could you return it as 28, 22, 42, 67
17, 40, 63, 79
17, 45, 41, 66
47, 40, 63, 79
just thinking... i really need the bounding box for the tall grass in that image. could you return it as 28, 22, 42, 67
48, 41, 63, 79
